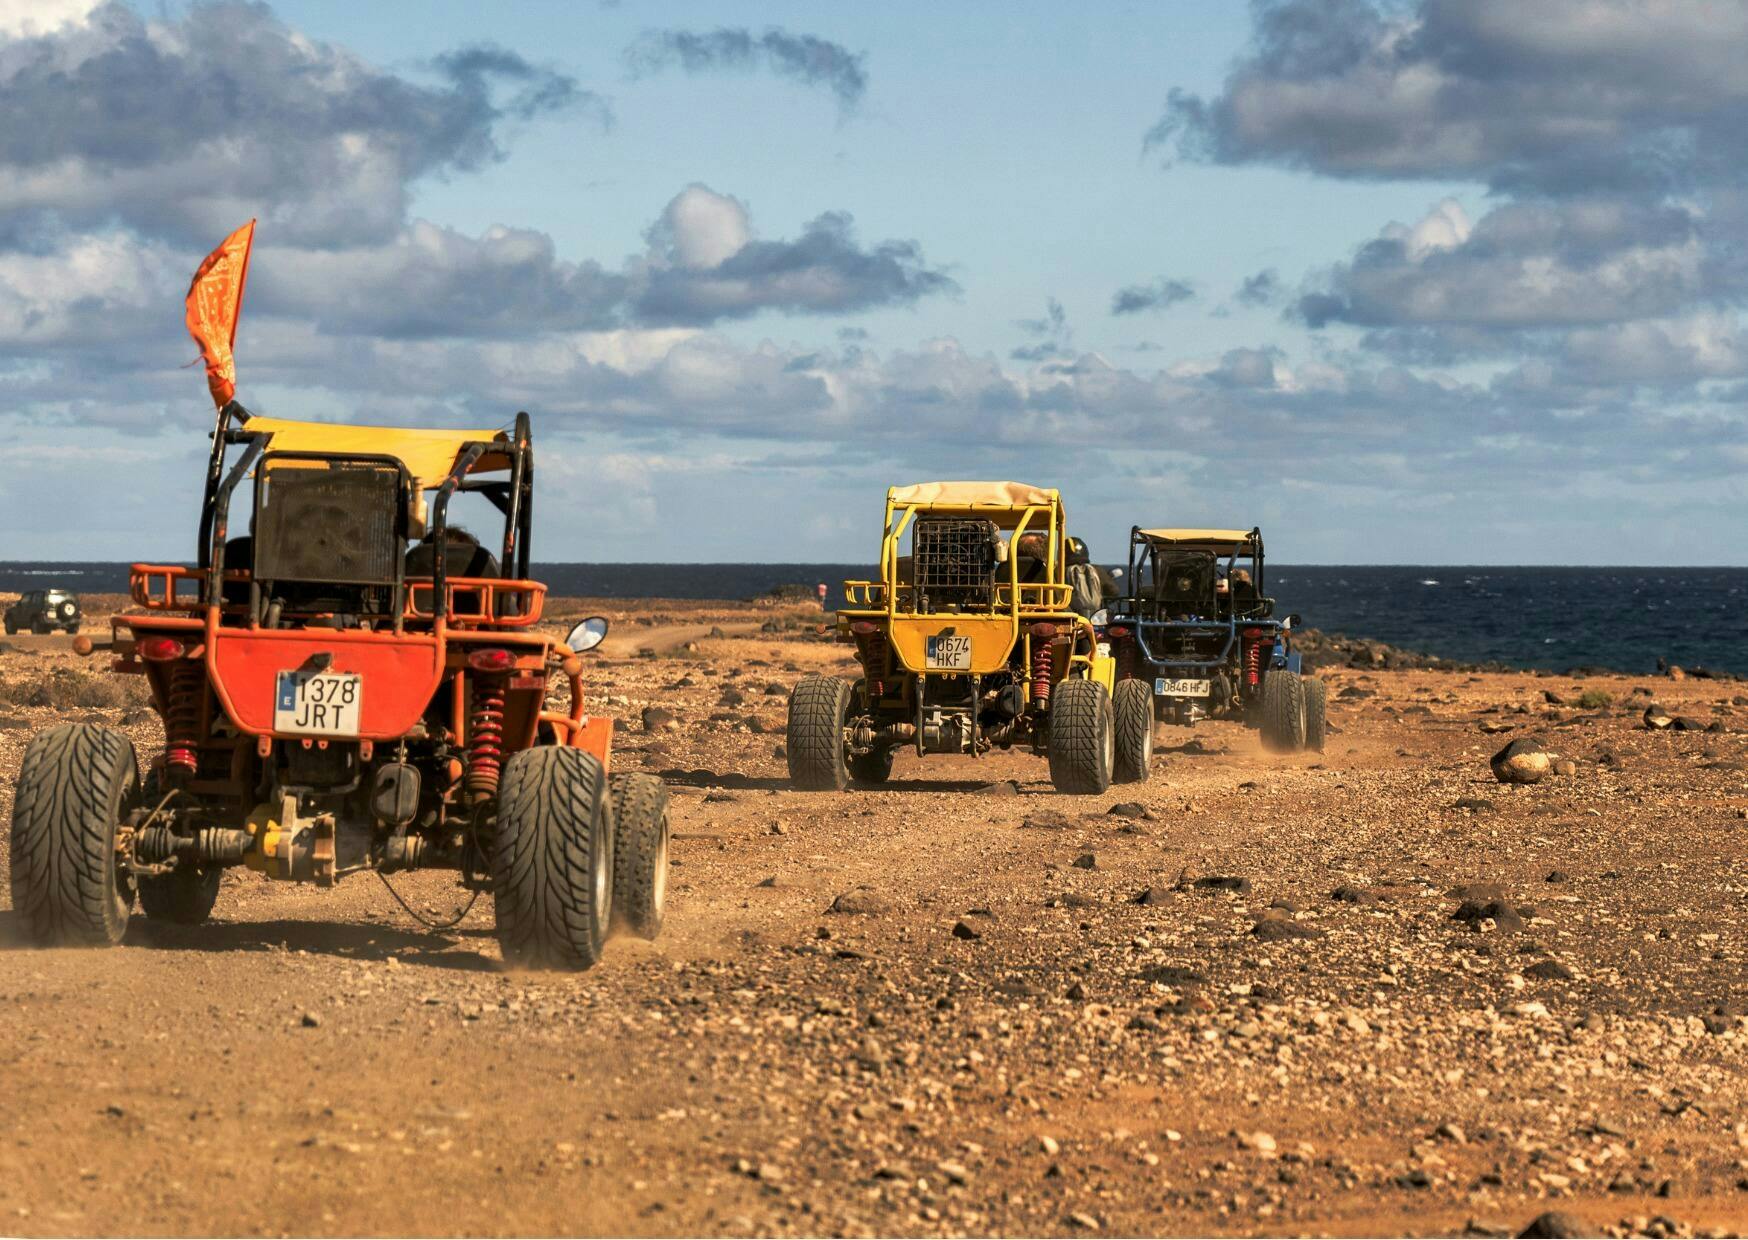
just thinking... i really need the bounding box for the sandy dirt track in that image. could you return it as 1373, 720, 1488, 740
2, 600, 1747, 1237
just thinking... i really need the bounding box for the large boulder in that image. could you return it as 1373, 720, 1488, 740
1491, 737, 1551, 785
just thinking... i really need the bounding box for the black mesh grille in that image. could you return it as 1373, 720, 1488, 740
254, 461, 400, 586
913, 518, 996, 612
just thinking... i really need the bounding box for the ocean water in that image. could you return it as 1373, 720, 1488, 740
2, 561, 1742, 677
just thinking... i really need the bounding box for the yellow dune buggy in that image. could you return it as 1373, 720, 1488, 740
787, 482, 1143, 794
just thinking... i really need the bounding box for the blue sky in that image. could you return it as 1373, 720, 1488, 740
0, 1, 1741, 564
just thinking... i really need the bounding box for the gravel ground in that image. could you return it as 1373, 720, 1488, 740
1, 601, 1746, 1237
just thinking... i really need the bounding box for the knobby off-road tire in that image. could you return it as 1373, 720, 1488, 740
1302, 675, 1328, 753
787, 675, 852, 791
138, 865, 221, 924
1048, 678, 1114, 795
849, 744, 897, 785
10, 723, 139, 946
492, 746, 614, 971
1112, 678, 1154, 784
609, 772, 670, 941
1261, 670, 1307, 753
136, 770, 221, 926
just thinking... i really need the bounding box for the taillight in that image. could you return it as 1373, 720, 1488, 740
1106, 624, 1131, 638
467, 648, 514, 673
139, 636, 186, 662
850, 620, 880, 636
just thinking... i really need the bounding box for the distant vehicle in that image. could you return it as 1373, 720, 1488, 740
1105, 526, 1325, 754
6, 588, 81, 635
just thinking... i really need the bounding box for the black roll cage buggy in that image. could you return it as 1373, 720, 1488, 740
1110, 526, 1283, 675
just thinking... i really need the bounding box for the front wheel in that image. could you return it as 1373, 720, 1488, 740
1302, 675, 1328, 753
1261, 670, 1307, 753
492, 746, 614, 970
787, 675, 853, 791
9, 723, 139, 946
609, 772, 670, 941
1048, 678, 1114, 795
1112, 678, 1154, 783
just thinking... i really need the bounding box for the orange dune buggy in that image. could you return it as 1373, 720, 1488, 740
8, 404, 668, 970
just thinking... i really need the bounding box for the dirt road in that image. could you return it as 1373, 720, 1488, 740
2, 612, 1747, 1237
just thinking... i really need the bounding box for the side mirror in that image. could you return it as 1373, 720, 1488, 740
1090, 608, 1110, 627
1110, 568, 1124, 579
1284, 613, 1302, 630
566, 616, 610, 653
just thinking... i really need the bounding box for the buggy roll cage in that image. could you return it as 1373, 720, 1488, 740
1111, 526, 1278, 672
195, 400, 534, 624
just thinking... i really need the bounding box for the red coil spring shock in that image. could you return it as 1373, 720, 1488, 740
1029, 623, 1057, 707
1245, 634, 1264, 687
851, 621, 889, 698
467, 675, 506, 801
163, 662, 202, 778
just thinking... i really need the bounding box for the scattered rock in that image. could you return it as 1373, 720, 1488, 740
1021, 810, 1073, 829
1453, 899, 1525, 933
1330, 885, 1378, 905
950, 920, 982, 941
1071, 852, 1098, 870
1643, 704, 1674, 730
1193, 875, 1251, 894
1518, 1211, 1592, 1238
1491, 736, 1551, 784
1544, 870, 1570, 883
828, 887, 892, 916
640, 706, 678, 733
1251, 918, 1324, 941
1524, 959, 1574, 981
1541, 690, 1566, 705
978, 780, 1021, 797
1132, 886, 1173, 906
1453, 797, 1497, 812
1552, 758, 1577, 776
300, 1011, 322, 1028
1106, 801, 1154, 820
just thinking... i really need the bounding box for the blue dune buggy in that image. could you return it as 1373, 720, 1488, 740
1103, 527, 1325, 763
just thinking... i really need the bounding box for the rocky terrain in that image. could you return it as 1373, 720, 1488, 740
1, 596, 1747, 1237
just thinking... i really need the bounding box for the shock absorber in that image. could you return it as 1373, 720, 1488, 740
466, 674, 506, 802
1244, 629, 1265, 687
1028, 622, 1057, 707
1108, 624, 1137, 681
163, 661, 203, 779
850, 620, 888, 698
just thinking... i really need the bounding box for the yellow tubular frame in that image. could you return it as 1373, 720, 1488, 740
840, 487, 1108, 688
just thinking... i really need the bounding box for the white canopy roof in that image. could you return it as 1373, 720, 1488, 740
888, 481, 1056, 507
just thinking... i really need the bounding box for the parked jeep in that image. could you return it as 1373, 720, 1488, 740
6, 588, 81, 635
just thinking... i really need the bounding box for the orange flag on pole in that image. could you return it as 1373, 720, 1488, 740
184, 219, 256, 409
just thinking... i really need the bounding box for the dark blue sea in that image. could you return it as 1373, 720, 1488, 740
2, 562, 1742, 677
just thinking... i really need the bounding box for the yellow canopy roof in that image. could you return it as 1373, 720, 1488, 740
241, 416, 510, 491
1138, 527, 1257, 546
889, 481, 1057, 507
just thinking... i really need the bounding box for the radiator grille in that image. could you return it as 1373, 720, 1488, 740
254, 461, 401, 587
913, 518, 996, 612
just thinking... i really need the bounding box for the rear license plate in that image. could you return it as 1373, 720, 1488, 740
274, 671, 362, 735
925, 635, 973, 671
1155, 677, 1211, 698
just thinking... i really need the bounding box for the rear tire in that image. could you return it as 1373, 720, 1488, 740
1112, 678, 1154, 783
492, 746, 613, 970
1302, 675, 1328, 753
787, 675, 852, 791
849, 743, 896, 785
1261, 670, 1307, 753
9, 723, 139, 946
139, 865, 221, 925
609, 772, 669, 941
1048, 678, 1114, 795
